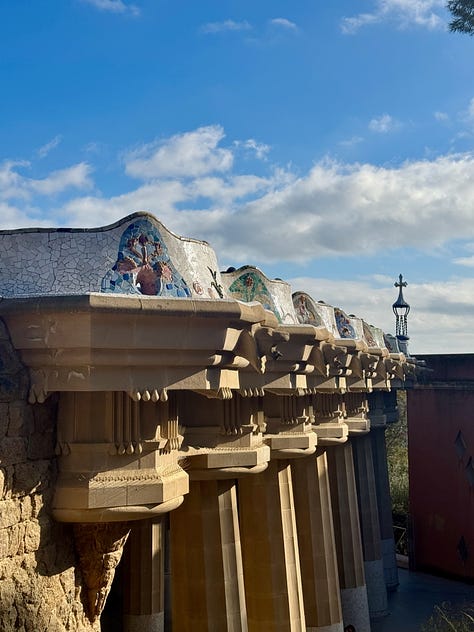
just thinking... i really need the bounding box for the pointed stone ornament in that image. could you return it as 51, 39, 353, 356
73, 522, 131, 623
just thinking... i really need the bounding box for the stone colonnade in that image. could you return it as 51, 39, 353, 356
119, 389, 399, 632
0, 295, 406, 632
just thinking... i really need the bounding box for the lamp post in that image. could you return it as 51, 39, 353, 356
392, 274, 410, 355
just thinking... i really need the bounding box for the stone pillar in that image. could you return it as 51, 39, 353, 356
352, 434, 388, 618
327, 443, 370, 632
123, 518, 165, 632
170, 479, 247, 632
368, 392, 399, 591
238, 459, 306, 632
292, 449, 344, 632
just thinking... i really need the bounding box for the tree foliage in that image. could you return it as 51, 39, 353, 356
447, 0, 474, 35
386, 391, 409, 517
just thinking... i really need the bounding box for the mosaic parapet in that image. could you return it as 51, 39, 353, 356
218, 268, 405, 393
0, 211, 407, 398
291, 292, 407, 392
293, 292, 368, 345
293, 292, 388, 350
293, 292, 408, 386
0, 212, 226, 299
221, 267, 336, 390
221, 266, 298, 324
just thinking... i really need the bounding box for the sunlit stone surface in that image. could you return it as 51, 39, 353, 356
0, 212, 407, 632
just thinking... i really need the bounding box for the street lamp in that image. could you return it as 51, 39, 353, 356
392, 274, 410, 353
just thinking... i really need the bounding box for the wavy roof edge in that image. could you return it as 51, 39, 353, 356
0, 211, 396, 348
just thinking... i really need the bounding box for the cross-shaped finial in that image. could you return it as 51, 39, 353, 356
392, 273, 410, 340
394, 274, 407, 290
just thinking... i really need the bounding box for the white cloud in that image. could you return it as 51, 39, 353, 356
37, 135, 62, 159
91, 145, 474, 270
452, 243, 474, 266
465, 97, 474, 123
234, 139, 271, 160
269, 18, 298, 31
200, 20, 252, 34
339, 136, 364, 147
80, 0, 140, 16
434, 111, 449, 122
0, 201, 48, 229
61, 179, 190, 227
0, 161, 30, 200
188, 174, 271, 204
369, 114, 398, 133
340, 13, 380, 34
60, 168, 290, 236
196, 152, 474, 264
341, 0, 446, 34
0, 161, 93, 201
30, 163, 93, 196
288, 275, 474, 354
83, 141, 104, 154
453, 255, 474, 267
5, 126, 474, 352
125, 125, 234, 179
6, 129, 474, 270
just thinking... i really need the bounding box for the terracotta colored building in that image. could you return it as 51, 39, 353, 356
408, 353, 474, 580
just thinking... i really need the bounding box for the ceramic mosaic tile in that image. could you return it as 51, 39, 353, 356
292, 292, 324, 327
221, 266, 298, 324
363, 322, 377, 347
0, 212, 397, 349
306, 301, 339, 338
334, 308, 357, 339
367, 324, 387, 349
347, 314, 365, 340
0, 213, 227, 299
101, 218, 192, 297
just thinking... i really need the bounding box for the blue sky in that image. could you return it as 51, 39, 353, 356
2, 0, 474, 352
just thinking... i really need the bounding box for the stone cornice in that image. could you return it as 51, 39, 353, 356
0, 294, 271, 402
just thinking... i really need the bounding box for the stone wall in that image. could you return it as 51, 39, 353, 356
0, 318, 95, 632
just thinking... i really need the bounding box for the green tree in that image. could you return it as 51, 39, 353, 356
386, 391, 409, 517
447, 0, 474, 35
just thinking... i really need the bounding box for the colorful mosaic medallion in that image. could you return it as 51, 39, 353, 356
227, 270, 281, 322
292, 292, 324, 327
334, 308, 356, 338
363, 322, 377, 347
101, 218, 191, 297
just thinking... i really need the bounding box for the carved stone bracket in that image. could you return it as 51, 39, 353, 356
311, 393, 348, 445
53, 391, 188, 521
178, 392, 270, 479
263, 393, 317, 458
343, 392, 370, 435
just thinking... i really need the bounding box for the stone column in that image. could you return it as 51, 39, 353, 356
368, 391, 399, 591
238, 459, 306, 632
122, 518, 165, 632
170, 479, 247, 632
352, 434, 388, 618
292, 448, 344, 632
327, 443, 370, 632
